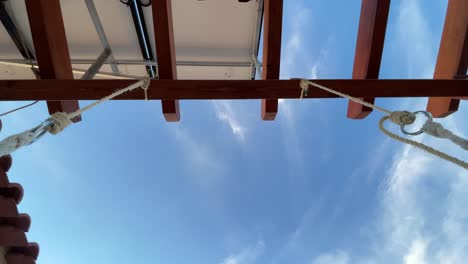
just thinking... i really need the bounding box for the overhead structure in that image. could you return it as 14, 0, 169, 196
0, 79, 465, 100
0, 0, 466, 122
0, 1, 467, 262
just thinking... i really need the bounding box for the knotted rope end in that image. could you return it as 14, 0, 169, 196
299, 79, 309, 99
141, 77, 150, 101
46, 112, 72, 135
389, 111, 416, 126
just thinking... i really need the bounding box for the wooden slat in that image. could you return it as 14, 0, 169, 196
426, 0, 468, 117
347, 0, 390, 119
25, 0, 80, 122
152, 0, 180, 122
0, 79, 465, 101
261, 0, 283, 120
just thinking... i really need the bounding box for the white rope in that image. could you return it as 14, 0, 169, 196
300, 80, 392, 115
422, 120, 468, 150
0, 78, 150, 156
379, 117, 468, 169
0, 130, 37, 157
299, 79, 468, 169
68, 78, 150, 120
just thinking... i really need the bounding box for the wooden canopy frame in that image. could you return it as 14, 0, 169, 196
1, 0, 467, 123
0, 1, 466, 263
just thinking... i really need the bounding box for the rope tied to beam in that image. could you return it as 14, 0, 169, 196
0, 78, 150, 157
300, 79, 468, 170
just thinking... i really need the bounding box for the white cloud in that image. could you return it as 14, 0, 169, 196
309, 46, 330, 80
281, 6, 312, 79
220, 240, 265, 264
375, 116, 468, 263
308, 0, 467, 263
310, 64, 319, 79
367, 0, 468, 251
394, 0, 436, 78
311, 251, 350, 264
173, 126, 225, 184
212, 101, 246, 143
370, 0, 468, 260
404, 238, 428, 264
277, 99, 303, 174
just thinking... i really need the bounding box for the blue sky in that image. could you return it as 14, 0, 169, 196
2, 0, 468, 263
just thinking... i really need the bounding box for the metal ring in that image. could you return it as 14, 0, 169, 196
400, 111, 433, 136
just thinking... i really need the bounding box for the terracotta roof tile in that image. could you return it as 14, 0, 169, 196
0, 183, 24, 204
5, 253, 36, 264
0, 225, 28, 247
0, 155, 40, 263
9, 243, 40, 260
0, 155, 12, 172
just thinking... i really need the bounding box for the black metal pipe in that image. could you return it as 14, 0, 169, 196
0, 1, 36, 62
128, 0, 157, 78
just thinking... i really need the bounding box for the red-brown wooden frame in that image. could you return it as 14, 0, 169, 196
25, 0, 81, 122
1, 0, 465, 121
152, 0, 180, 122
426, 0, 468, 117
347, 0, 390, 119
261, 0, 283, 120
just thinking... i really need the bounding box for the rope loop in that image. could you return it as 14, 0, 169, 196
298, 79, 467, 170
379, 116, 468, 169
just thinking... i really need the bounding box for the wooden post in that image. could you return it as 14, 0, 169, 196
25, 0, 81, 122
347, 0, 390, 119
152, 0, 180, 122
261, 0, 283, 120
426, 0, 468, 117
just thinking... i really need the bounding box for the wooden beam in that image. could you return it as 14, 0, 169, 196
261, 0, 283, 120
347, 0, 390, 119
0, 79, 465, 101
25, 0, 81, 122
426, 0, 468, 117
152, 0, 180, 122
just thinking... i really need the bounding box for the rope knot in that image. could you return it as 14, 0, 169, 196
141, 77, 150, 100
389, 111, 415, 126
46, 112, 72, 135
300, 79, 309, 99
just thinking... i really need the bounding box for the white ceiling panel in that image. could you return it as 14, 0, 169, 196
0, 0, 261, 79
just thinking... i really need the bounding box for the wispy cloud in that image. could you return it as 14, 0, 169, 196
212, 101, 247, 143
277, 99, 303, 171
374, 115, 468, 262
394, 0, 437, 78
404, 238, 429, 264
311, 250, 350, 264
220, 240, 265, 264
367, 0, 467, 261
308, 0, 467, 263
172, 126, 226, 185
276, 3, 317, 173
309, 47, 330, 80
281, 5, 312, 79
